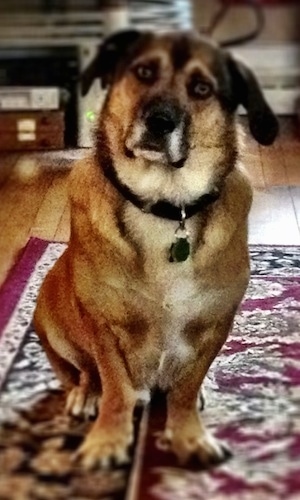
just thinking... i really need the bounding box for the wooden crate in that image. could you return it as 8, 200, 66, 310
0, 111, 65, 150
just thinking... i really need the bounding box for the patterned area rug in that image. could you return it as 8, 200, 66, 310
0, 238, 300, 500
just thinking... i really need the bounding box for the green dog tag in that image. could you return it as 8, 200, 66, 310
169, 237, 190, 263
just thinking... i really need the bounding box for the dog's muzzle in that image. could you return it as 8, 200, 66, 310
126, 97, 190, 168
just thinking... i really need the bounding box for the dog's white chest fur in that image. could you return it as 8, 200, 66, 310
123, 202, 200, 301
123, 203, 203, 386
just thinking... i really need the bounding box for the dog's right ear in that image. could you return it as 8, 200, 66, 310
81, 29, 142, 96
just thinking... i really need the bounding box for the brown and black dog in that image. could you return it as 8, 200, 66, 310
34, 30, 278, 469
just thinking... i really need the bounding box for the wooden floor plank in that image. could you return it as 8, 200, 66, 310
0, 174, 54, 284
239, 123, 266, 189
242, 147, 265, 189
280, 143, 300, 186
260, 142, 289, 187
0, 155, 70, 284
290, 186, 300, 237
249, 187, 300, 245
54, 201, 70, 243
0, 156, 54, 229
31, 169, 71, 241
272, 121, 300, 187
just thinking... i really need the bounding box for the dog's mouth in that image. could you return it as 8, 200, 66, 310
125, 144, 187, 169
125, 97, 190, 169
125, 121, 189, 169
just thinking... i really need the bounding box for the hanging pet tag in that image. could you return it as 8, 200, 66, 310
169, 207, 190, 263
170, 237, 190, 263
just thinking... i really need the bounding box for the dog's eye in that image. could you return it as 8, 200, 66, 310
134, 64, 156, 83
189, 79, 213, 100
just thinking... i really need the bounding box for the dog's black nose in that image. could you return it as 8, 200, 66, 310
144, 97, 183, 137
146, 112, 176, 136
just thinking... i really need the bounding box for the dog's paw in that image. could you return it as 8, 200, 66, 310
75, 429, 133, 470
156, 428, 231, 467
66, 387, 99, 420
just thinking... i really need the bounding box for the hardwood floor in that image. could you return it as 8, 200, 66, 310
0, 152, 73, 284
0, 118, 300, 286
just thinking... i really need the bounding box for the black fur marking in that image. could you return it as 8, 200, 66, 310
171, 158, 186, 169
81, 29, 143, 95
211, 53, 237, 113
97, 128, 144, 212
210, 51, 279, 145
227, 56, 279, 145
171, 36, 191, 70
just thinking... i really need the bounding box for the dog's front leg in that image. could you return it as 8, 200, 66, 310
160, 320, 233, 467
76, 325, 137, 470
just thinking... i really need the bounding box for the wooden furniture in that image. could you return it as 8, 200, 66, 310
0, 111, 65, 150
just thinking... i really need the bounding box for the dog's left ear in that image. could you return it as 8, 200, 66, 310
228, 56, 279, 145
81, 29, 142, 96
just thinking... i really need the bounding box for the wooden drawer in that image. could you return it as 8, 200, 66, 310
0, 111, 64, 150
0, 111, 64, 132
0, 132, 64, 150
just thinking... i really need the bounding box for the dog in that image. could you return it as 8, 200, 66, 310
34, 29, 278, 469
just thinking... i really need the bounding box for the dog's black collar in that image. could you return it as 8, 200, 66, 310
103, 162, 220, 221
148, 193, 219, 221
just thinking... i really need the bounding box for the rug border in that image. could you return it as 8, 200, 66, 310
0, 237, 49, 334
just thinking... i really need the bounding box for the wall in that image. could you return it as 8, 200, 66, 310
192, 0, 300, 43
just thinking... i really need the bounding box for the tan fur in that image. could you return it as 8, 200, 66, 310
34, 32, 254, 469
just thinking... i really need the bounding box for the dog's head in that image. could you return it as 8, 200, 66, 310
82, 30, 278, 200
